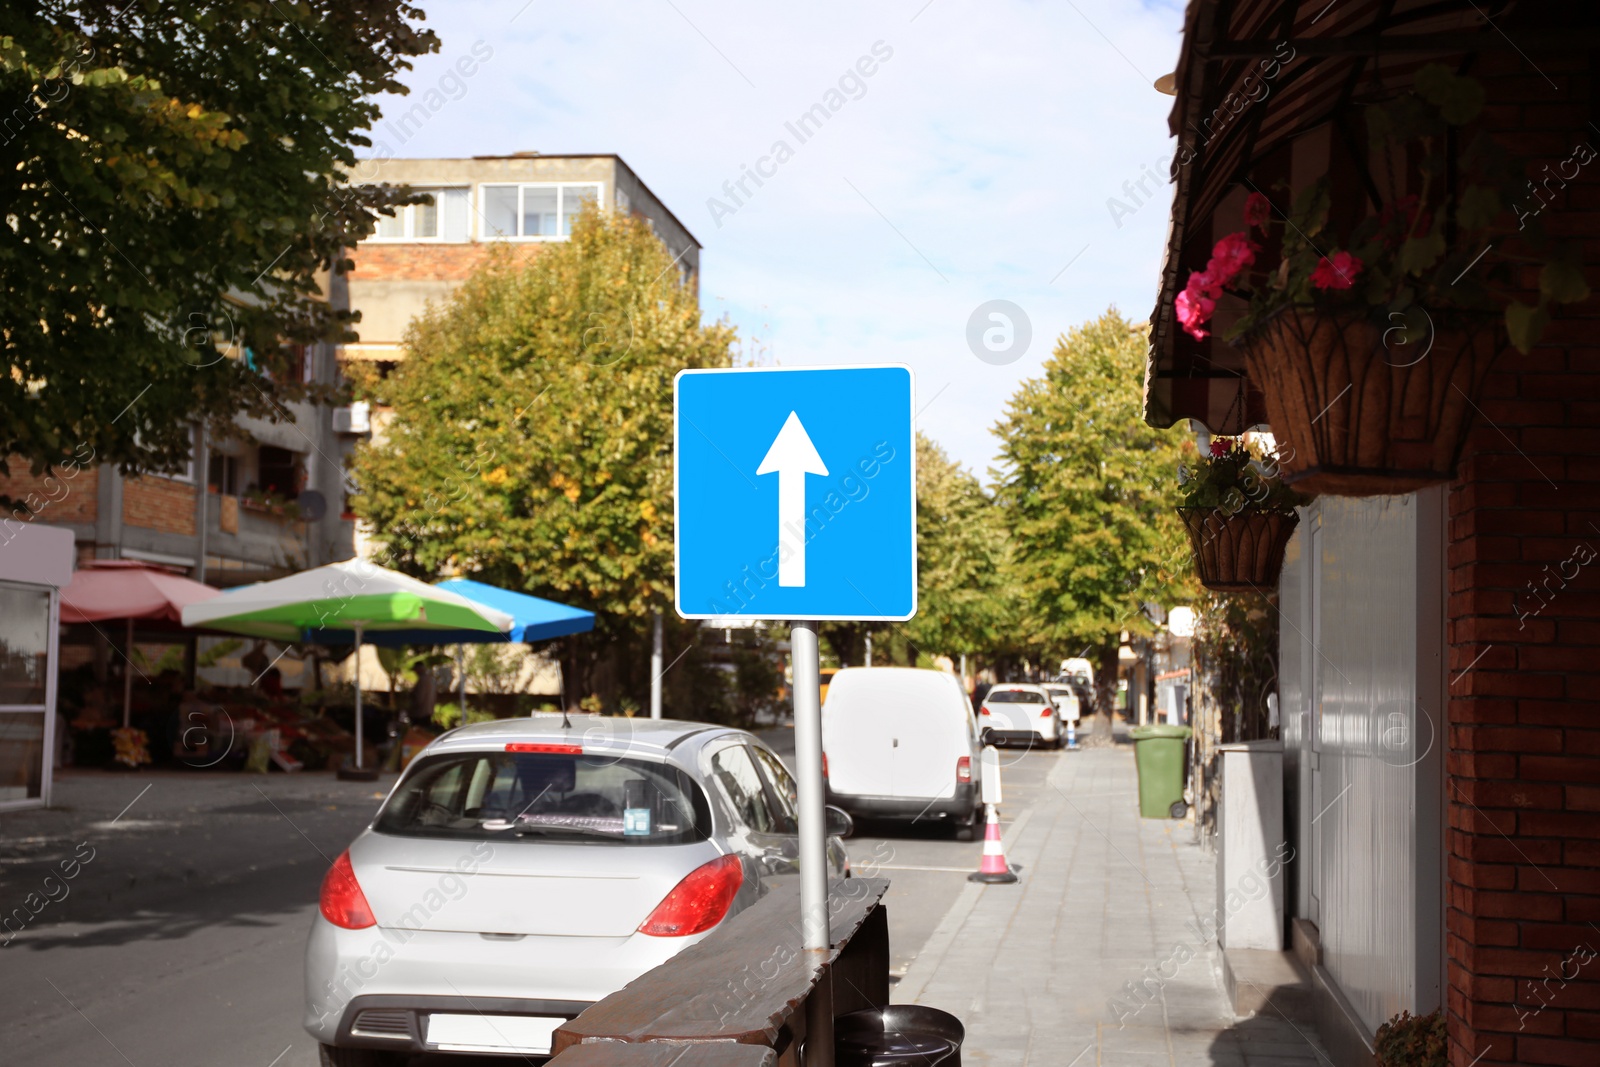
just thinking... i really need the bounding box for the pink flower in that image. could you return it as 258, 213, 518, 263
1176, 234, 1259, 341
1208, 232, 1258, 285
1311, 250, 1363, 290
1176, 274, 1216, 340
1243, 192, 1272, 230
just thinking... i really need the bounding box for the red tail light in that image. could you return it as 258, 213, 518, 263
822, 752, 830, 778
320, 851, 376, 930
979, 707, 991, 716
506, 743, 583, 754
956, 756, 972, 783
638, 854, 744, 937
1040, 707, 1055, 719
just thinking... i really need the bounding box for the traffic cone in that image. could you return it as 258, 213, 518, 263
1066, 716, 1079, 750
967, 803, 1018, 884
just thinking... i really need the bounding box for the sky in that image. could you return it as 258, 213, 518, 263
373, 0, 1188, 476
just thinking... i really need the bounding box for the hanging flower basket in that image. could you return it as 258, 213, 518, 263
1171, 68, 1587, 498
1244, 310, 1503, 496
1178, 508, 1299, 593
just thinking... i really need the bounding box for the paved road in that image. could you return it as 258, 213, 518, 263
0, 725, 1087, 1066
756, 722, 1067, 980
1, 769, 388, 1067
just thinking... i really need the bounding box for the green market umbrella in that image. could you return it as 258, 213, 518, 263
181, 560, 514, 770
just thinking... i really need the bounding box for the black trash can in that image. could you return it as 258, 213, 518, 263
835, 1005, 965, 1066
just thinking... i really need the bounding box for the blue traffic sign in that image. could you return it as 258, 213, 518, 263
674, 365, 917, 621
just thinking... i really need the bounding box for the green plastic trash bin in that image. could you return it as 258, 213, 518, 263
1129, 724, 1192, 819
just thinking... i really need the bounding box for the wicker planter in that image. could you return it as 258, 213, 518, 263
1243, 310, 1504, 496
1179, 507, 1299, 593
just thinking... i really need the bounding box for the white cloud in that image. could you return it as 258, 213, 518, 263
377, 0, 1186, 475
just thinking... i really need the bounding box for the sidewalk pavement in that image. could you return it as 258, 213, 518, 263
894, 720, 1331, 1066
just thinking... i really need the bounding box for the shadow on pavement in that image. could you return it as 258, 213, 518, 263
1205, 1011, 1336, 1065
4, 854, 326, 952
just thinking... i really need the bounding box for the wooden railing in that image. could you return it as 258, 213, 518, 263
548, 877, 890, 1067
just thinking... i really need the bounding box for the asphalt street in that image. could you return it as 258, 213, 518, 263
756, 722, 1065, 981
0, 723, 1089, 1066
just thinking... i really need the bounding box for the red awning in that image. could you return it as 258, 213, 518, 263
59, 561, 222, 625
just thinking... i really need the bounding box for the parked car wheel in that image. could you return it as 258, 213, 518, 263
319, 1045, 400, 1067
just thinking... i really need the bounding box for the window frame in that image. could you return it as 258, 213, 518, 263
476, 181, 605, 242
706, 742, 777, 836
986, 688, 1048, 705
373, 750, 713, 845
366, 186, 473, 243
0, 582, 52, 711
748, 744, 799, 835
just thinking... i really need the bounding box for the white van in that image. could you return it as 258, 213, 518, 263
821, 667, 983, 839
1059, 657, 1096, 688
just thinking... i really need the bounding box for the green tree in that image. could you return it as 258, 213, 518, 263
352, 207, 736, 701
0, 2, 436, 480
991, 308, 1195, 675
820, 433, 1010, 671
901, 432, 1011, 660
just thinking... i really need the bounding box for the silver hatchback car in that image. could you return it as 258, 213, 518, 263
303, 715, 849, 1065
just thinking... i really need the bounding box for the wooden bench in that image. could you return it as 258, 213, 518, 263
548, 878, 890, 1067
549, 1043, 776, 1066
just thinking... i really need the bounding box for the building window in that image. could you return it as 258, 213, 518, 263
370, 187, 471, 242
208, 453, 240, 496
255, 446, 303, 501
147, 427, 196, 483
479, 183, 602, 240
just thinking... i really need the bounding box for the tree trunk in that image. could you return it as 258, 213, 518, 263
1097, 642, 1120, 717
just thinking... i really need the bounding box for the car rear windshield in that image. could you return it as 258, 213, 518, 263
375, 750, 712, 845
987, 689, 1046, 704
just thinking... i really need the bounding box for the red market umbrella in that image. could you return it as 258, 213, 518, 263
59, 561, 223, 727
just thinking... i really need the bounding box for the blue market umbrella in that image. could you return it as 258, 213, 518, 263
301, 579, 594, 648
299, 578, 596, 713
436, 579, 595, 643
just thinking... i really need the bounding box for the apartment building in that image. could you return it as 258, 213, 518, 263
0, 345, 357, 587
337, 153, 701, 698
341, 152, 701, 369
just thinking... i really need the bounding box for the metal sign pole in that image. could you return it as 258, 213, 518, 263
791, 620, 833, 1066
792, 620, 829, 949
352, 623, 364, 770
650, 611, 664, 719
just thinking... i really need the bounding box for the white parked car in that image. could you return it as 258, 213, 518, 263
821, 667, 984, 839
1041, 684, 1083, 723
979, 684, 1062, 749
303, 715, 850, 1065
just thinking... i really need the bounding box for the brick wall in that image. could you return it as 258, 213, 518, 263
0, 456, 98, 525
1446, 48, 1600, 1067
348, 240, 545, 282
122, 476, 195, 536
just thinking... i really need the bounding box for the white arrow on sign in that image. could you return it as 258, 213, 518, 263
756, 411, 828, 587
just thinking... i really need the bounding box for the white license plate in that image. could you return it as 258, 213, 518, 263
425, 1013, 564, 1054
